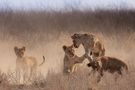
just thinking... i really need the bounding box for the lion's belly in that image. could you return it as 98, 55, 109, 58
23, 57, 37, 67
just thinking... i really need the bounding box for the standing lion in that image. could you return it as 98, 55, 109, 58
14, 46, 45, 84
71, 33, 105, 62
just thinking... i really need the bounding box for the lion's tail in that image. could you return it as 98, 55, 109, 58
39, 56, 45, 66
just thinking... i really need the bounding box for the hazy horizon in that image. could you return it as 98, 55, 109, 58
0, 0, 135, 11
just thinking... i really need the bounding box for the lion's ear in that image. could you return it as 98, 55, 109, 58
71, 33, 79, 39
71, 35, 74, 39
14, 46, 18, 52
71, 34, 75, 39
22, 46, 26, 51
63, 45, 67, 51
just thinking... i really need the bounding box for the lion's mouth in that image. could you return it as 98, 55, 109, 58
70, 53, 75, 57
87, 63, 91, 67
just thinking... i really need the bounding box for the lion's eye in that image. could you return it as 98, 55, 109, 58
69, 50, 72, 53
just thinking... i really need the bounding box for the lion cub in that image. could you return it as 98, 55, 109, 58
63, 45, 87, 74
14, 46, 45, 84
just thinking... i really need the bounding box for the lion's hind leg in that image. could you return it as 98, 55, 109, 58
29, 65, 37, 81
23, 67, 29, 84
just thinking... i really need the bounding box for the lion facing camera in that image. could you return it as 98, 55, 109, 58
14, 46, 45, 84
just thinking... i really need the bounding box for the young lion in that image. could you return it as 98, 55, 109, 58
14, 46, 45, 84
63, 45, 87, 74
71, 33, 105, 61
87, 56, 128, 82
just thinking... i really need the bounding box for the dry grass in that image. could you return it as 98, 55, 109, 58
0, 9, 135, 90
0, 67, 135, 90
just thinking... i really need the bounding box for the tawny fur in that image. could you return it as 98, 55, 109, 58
63, 45, 86, 74
14, 46, 45, 84
71, 33, 105, 62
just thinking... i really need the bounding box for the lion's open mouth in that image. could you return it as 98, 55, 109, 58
70, 53, 75, 57
87, 63, 91, 67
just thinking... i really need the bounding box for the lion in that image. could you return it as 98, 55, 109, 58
71, 33, 105, 62
63, 45, 87, 74
14, 46, 45, 84
87, 56, 128, 82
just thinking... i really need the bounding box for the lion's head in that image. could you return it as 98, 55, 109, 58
71, 33, 83, 48
87, 61, 100, 70
14, 46, 25, 58
63, 45, 75, 58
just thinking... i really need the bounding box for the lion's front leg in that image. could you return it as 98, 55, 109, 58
84, 48, 92, 62
71, 64, 78, 73
97, 68, 103, 83
16, 66, 21, 84
86, 54, 92, 62
23, 68, 29, 84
